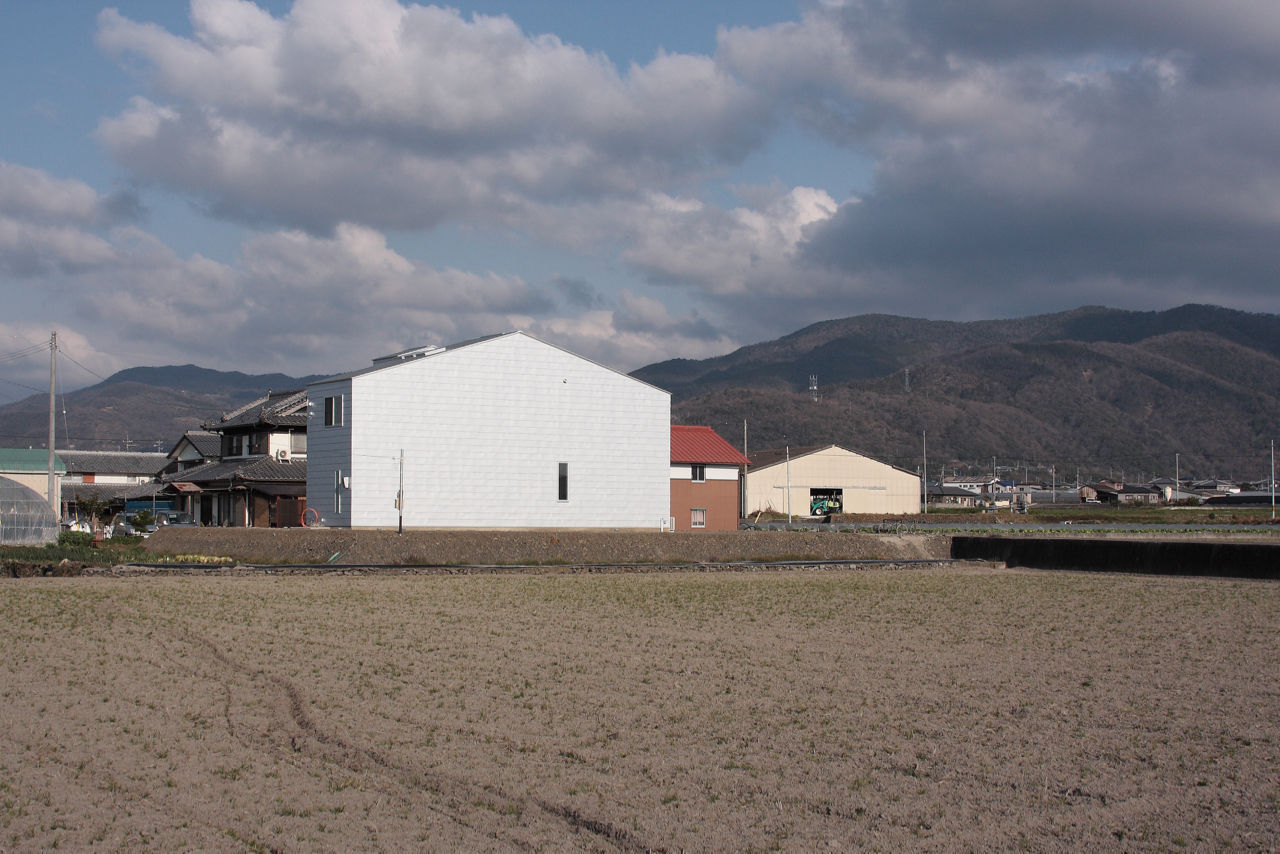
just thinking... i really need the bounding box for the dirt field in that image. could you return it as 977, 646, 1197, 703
142, 527, 952, 567
2, 567, 1277, 851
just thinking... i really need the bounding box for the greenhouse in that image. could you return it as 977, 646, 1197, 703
0, 475, 59, 546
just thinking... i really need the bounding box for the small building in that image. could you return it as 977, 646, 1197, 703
307, 332, 670, 529
670, 425, 749, 531
944, 476, 999, 495
745, 445, 921, 517
925, 483, 982, 508
1092, 481, 1161, 505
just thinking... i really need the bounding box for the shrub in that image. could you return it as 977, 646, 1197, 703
58, 531, 93, 548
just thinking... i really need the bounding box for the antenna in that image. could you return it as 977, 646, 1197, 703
809, 374, 818, 402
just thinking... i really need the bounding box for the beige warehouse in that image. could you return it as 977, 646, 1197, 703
745, 445, 920, 517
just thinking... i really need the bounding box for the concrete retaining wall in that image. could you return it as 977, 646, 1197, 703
951, 536, 1280, 579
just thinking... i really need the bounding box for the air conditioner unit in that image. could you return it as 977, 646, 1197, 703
275, 448, 291, 462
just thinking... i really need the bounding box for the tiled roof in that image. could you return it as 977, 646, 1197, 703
164, 456, 307, 485
671, 425, 749, 465
57, 450, 169, 476
207, 389, 309, 430
170, 430, 221, 458
62, 482, 166, 501
0, 448, 65, 473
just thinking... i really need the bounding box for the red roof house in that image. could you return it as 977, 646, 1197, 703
670, 425, 749, 531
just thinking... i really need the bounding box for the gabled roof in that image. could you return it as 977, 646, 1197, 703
671, 425, 749, 466
310, 331, 668, 395
57, 450, 169, 476
206, 389, 309, 431
0, 448, 65, 473
927, 484, 981, 496
168, 430, 221, 459
747, 444, 830, 470
748, 444, 917, 478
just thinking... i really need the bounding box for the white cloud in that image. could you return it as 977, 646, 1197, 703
621, 185, 842, 296
95, 0, 769, 232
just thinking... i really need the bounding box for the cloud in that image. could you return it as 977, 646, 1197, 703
0, 161, 737, 378
95, 0, 769, 232
712, 1, 1280, 318
552, 276, 607, 310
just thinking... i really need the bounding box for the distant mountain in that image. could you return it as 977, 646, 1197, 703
0, 365, 323, 452
634, 305, 1280, 482
4, 305, 1277, 481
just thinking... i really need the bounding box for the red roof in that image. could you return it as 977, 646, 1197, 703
671, 425, 749, 466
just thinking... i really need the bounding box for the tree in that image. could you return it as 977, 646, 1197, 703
75, 489, 109, 530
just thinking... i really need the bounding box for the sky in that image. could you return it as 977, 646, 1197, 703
2, 0, 1279, 402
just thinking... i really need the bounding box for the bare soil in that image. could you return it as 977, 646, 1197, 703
1, 567, 1277, 851
142, 527, 952, 567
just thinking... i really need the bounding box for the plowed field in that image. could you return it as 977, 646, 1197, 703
2, 567, 1277, 851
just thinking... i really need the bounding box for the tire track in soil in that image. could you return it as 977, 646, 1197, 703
182, 630, 652, 853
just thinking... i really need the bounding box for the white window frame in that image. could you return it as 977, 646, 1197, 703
691, 508, 706, 528
324, 395, 343, 427
691, 463, 706, 483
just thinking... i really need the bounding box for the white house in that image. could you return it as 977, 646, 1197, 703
745, 444, 921, 517
306, 332, 671, 529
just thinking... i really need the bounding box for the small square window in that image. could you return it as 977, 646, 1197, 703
691, 508, 706, 528
691, 464, 706, 482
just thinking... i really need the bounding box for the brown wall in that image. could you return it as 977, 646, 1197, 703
670, 479, 740, 531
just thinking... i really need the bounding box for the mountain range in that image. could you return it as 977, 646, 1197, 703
633, 304, 1280, 482
2, 304, 1276, 482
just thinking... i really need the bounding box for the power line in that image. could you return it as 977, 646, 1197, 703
58, 348, 110, 383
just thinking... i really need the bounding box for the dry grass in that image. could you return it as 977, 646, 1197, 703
1, 567, 1277, 851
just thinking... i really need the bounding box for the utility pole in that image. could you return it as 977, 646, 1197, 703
1271, 440, 1275, 521
1175, 453, 1180, 504
47, 331, 56, 510
922, 430, 929, 515
785, 445, 792, 523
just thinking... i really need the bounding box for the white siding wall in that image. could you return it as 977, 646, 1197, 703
669, 464, 740, 481
745, 447, 920, 516
318, 333, 669, 529
306, 379, 353, 526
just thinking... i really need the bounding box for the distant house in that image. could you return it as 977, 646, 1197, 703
162, 390, 308, 527
1092, 481, 1161, 505
670, 425, 749, 531
944, 476, 999, 495
306, 332, 670, 529
1191, 478, 1241, 495
59, 450, 171, 519
925, 483, 981, 508
745, 445, 920, 517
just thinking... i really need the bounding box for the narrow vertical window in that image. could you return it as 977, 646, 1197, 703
691, 508, 706, 528
691, 464, 706, 482
324, 395, 343, 427
558, 462, 568, 501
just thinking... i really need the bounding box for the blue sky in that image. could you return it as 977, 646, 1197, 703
2, 0, 1279, 402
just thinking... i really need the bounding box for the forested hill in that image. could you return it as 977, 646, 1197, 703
632, 305, 1280, 482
